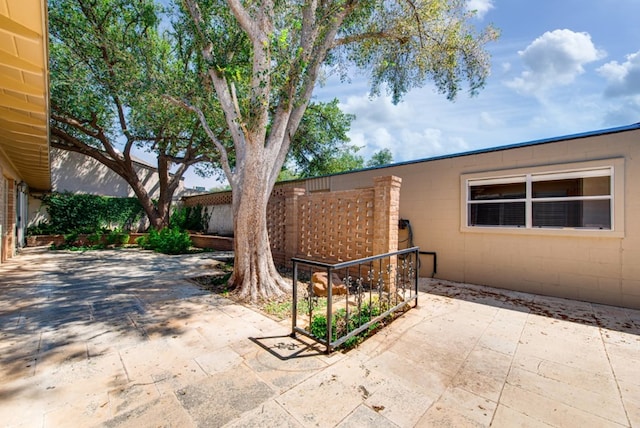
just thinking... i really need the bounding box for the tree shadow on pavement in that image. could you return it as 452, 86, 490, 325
0, 248, 233, 392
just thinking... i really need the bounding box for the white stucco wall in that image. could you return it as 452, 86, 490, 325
51, 149, 165, 198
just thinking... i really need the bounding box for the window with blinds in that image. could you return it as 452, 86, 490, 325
467, 168, 612, 230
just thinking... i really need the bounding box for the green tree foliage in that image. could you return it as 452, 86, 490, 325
48, 0, 218, 229
173, 0, 499, 301
288, 99, 361, 177
48, 0, 358, 228
367, 149, 394, 167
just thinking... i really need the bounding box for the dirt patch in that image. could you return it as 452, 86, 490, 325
191, 273, 233, 295
190, 271, 308, 321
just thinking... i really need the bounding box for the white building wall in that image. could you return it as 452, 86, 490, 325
51, 149, 163, 198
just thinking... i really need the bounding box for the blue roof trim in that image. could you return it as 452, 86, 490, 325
187, 122, 640, 197
314, 122, 640, 178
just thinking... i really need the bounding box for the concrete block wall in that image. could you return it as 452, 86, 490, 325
325, 128, 640, 309
182, 128, 640, 309
183, 176, 402, 269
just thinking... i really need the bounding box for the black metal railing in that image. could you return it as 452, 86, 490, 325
291, 247, 419, 353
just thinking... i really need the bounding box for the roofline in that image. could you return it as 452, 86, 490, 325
184, 122, 640, 198
292, 122, 640, 181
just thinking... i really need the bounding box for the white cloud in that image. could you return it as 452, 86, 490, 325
339, 94, 466, 162
395, 129, 469, 160
597, 50, 640, 97
467, 0, 494, 19
340, 93, 413, 126
602, 96, 640, 125
506, 29, 606, 95
479, 111, 503, 129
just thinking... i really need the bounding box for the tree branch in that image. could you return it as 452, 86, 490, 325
50, 128, 124, 175
164, 96, 234, 184
332, 31, 409, 48
182, 0, 248, 182
265, 1, 353, 188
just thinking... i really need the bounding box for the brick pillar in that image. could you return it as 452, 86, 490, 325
373, 176, 402, 255
284, 187, 306, 268
373, 176, 402, 292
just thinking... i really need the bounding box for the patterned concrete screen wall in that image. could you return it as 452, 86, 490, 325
183, 176, 402, 268
183, 191, 234, 236
288, 176, 401, 266
184, 191, 233, 206
296, 188, 375, 263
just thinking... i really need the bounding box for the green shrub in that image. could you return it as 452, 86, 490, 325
87, 230, 105, 247
30, 192, 144, 235
170, 204, 210, 232
309, 301, 392, 349
105, 229, 130, 247
63, 231, 79, 246
26, 221, 58, 236
137, 227, 192, 254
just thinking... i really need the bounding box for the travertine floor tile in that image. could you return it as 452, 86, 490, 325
506, 366, 628, 425
2, 251, 639, 428
276, 361, 384, 427
336, 404, 399, 428
491, 404, 554, 427
500, 382, 626, 427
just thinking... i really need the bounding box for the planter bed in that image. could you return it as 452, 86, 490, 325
26, 233, 233, 251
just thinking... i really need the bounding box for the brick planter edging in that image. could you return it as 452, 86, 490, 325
189, 235, 234, 251
131, 233, 233, 251
26, 235, 66, 247
26, 233, 234, 252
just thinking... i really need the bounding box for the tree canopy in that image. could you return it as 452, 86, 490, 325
172, 0, 498, 301
288, 99, 360, 177
367, 148, 394, 167
48, 0, 362, 228
48, 0, 219, 228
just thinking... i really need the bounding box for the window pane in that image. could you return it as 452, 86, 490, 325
532, 176, 610, 198
532, 200, 611, 229
470, 183, 526, 201
470, 202, 525, 226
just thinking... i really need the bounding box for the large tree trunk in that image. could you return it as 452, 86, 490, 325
126, 171, 167, 230
230, 153, 290, 302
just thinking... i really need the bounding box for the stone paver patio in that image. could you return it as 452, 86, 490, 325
0, 248, 639, 427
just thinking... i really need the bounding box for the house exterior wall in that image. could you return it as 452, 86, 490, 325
324, 127, 640, 309
0, 153, 21, 262
51, 149, 163, 198
27, 149, 191, 228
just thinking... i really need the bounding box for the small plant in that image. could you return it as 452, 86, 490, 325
170, 204, 210, 232
308, 299, 394, 350
137, 227, 192, 254
310, 314, 333, 341
87, 230, 105, 247
105, 229, 129, 247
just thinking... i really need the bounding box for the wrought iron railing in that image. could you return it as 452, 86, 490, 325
291, 247, 419, 353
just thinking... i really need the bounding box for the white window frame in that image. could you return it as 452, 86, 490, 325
461, 158, 625, 238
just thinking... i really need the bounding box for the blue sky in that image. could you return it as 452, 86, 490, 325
182, 0, 640, 189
